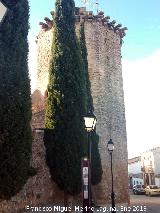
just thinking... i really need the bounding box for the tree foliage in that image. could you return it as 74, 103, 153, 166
44, 0, 86, 195
0, 0, 32, 199
91, 131, 103, 185
78, 22, 103, 185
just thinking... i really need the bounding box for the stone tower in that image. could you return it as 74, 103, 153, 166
33, 7, 129, 205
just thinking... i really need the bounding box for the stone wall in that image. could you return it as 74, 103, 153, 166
32, 8, 129, 205
84, 21, 129, 204
36, 28, 54, 96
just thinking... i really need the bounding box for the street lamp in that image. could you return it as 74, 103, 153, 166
84, 111, 97, 163
83, 111, 97, 213
84, 111, 97, 132
107, 139, 116, 213
0, 1, 8, 24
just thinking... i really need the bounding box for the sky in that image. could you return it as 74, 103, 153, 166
28, 0, 160, 158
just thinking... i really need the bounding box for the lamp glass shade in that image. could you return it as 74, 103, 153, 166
0, 2, 7, 23
84, 117, 95, 131
84, 111, 97, 132
107, 139, 114, 152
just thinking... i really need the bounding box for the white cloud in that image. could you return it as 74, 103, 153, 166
122, 50, 160, 158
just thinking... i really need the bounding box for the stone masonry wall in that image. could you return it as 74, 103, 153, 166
32, 8, 129, 205
84, 21, 129, 204
36, 29, 54, 96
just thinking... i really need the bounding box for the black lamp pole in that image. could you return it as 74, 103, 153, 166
83, 111, 96, 213
88, 131, 92, 213
82, 131, 92, 213
110, 151, 115, 212
107, 139, 115, 213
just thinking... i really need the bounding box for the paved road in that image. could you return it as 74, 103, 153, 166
130, 194, 160, 213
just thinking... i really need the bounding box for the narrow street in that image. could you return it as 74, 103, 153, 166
130, 194, 160, 213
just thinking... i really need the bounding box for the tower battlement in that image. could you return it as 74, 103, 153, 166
38, 7, 127, 40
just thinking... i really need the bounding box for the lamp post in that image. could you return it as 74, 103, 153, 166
83, 111, 97, 213
0, 1, 8, 24
107, 139, 115, 213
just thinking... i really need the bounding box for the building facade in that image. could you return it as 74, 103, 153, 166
128, 157, 143, 188
141, 147, 160, 187
32, 7, 129, 205
128, 147, 160, 188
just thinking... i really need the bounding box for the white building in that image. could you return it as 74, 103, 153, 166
141, 147, 160, 187
128, 156, 143, 188
128, 147, 160, 187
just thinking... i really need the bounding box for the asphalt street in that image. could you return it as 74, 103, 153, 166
130, 194, 160, 213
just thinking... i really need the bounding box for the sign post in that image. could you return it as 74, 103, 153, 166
82, 158, 90, 213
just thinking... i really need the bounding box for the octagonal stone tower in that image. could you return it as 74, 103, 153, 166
33, 7, 129, 205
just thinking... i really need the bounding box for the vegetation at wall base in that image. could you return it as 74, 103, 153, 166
44, 0, 86, 196
0, 0, 32, 199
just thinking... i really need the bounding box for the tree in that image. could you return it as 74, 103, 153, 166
0, 0, 32, 199
91, 131, 103, 185
44, 0, 86, 196
77, 22, 93, 112
78, 22, 103, 185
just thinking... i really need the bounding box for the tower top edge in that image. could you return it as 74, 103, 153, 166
38, 6, 127, 39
